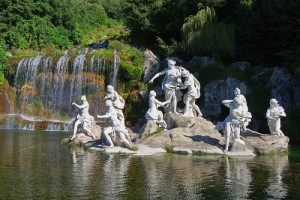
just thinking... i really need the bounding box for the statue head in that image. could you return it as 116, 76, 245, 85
167, 59, 176, 67
81, 95, 86, 101
181, 68, 189, 76
149, 90, 156, 97
270, 98, 278, 106
234, 88, 241, 96
107, 85, 114, 93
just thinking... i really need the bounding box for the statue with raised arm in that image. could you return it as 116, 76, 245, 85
71, 95, 96, 140
179, 69, 202, 117
97, 100, 132, 148
145, 90, 171, 128
149, 59, 183, 114
217, 88, 252, 152
266, 99, 286, 136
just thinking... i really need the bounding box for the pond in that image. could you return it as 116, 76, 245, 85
0, 129, 300, 200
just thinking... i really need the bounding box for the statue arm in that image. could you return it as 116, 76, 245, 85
97, 111, 113, 119
222, 100, 233, 108
72, 103, 87, 109
149, 70, 165, 83
154, 98, 170, 107
278, 107, 286, 117
266, 109, 274, 119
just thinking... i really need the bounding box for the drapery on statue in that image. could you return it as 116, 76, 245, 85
179, 68, 202, 117
217, 88, 252, 152
149, 59, 183, 114
145, 90, 171, 128
71, 95, 96, 140
97, 100, 132, 148
266, 99, 286, 136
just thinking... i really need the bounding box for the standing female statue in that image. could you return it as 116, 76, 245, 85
149, 59, 183, 114
266, 99, 286, 136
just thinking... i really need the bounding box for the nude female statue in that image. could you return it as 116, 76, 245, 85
71, 95, 96, 140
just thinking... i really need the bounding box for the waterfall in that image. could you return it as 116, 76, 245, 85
53, 54, 69, 110
69, 54, 86, 106
1, 50, 119, 130
111, 50, 120, 88
14, 54, 43, 87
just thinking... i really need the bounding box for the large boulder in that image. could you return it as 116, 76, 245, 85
241, 129, 289, 154
140, 113, 289, 155
202, 77, 249, 118
61, 123, 102, 146
141, 113, 224, 154
267, 67, 300, 112
142, 50, 160, 82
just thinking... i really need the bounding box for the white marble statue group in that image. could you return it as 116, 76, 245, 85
148, 59, 202, 118
71, 85, 132, 148
71, 59, 286, 151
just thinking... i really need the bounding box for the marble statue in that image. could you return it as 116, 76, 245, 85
145, 90, 171, 128
105, 85, 126, 124
218, 88, 252, 152
71, 95, 96, 140
149, 59, 183, 114
97, 100, 132, 148
105, 85, 125, 110
179, 68, 202, 117
266, 99, 286, 136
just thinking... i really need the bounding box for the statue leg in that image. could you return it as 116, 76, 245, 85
191, 99, 202, 117
118, 131, 132, 148
224, 122, 231, 152
171, 92, 179, 114
275, 119, 284, 136
71, 120, 81, 140
183, 96, 191, 116
104, 127, 114, 147
83, 122, 96, 139
233, 126, 245, 145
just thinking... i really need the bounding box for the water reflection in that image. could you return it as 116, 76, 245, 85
264, 156, 288, 199
102, 154, 130, 200
0, 130, 298, 199
225, 156, 252, 200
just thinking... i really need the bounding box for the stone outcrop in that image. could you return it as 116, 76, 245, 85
61, 113, 289, 156
202, 77, 249, 118
142, 50, 160, 82
267, 67, 300, 112
61, 123, 102, 146
139, 113, 289, 156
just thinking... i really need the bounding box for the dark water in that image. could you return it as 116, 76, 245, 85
0, 129, 300, 200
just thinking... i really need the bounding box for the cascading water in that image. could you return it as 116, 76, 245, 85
112, 50, 120, 88
1, 50, 119, 130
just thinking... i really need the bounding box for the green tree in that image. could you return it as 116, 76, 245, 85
181, 6, 236, 58
0, 39, 7, 85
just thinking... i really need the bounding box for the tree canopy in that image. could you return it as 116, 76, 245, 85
0, 0, 299, 69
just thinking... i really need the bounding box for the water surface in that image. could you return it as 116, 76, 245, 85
0, 129, 300, 199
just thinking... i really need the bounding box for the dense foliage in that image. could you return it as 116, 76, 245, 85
122, 0, 300, 68
0, 0, 116, 49
0, 39, 7, 85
